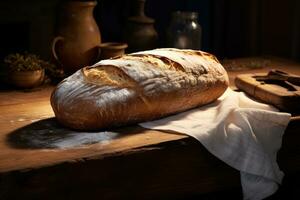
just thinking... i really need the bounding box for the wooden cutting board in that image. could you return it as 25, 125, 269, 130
235, 73, 300, 114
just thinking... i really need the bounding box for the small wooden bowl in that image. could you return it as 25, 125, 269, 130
9, 69, 45, 88
99, 42, 128, 60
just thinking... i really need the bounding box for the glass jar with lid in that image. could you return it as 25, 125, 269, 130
166, 11, 202, 50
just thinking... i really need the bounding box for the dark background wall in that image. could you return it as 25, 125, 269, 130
0, 0, 299, 61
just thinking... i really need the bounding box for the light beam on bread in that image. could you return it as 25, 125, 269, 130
51, 48, 229, 130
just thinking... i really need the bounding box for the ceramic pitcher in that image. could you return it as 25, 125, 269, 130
52, 1, 101, 74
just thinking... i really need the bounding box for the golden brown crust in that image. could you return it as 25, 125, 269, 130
51, 48, 229, 130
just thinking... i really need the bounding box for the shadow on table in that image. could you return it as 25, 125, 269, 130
6, 118, 138, 149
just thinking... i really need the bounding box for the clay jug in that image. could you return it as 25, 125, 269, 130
52, 1, 101, 74
124, 0, 158, 53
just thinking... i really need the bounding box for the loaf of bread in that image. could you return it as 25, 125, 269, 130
51, 48, 229, 130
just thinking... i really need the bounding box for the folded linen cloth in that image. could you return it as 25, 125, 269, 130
140, 89, 291, 200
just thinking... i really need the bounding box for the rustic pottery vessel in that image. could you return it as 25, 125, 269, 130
99, 42, 128, 60
52, 1, 101, 74
9, 69, 45, 88
124, 0, 158, 53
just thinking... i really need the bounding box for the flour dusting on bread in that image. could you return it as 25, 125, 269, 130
51, 48, 229, 130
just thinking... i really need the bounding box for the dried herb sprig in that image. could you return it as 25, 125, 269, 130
3, 53, 65, 81
4, 53, 44, 72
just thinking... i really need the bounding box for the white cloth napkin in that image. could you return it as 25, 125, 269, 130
139, 89, 291, 200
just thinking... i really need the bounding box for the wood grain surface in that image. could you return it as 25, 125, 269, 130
0, 57, 299, 199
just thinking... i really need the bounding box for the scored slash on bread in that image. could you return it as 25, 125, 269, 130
51, 48, 229, 130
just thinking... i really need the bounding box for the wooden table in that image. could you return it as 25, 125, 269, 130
0, 57, 300, 200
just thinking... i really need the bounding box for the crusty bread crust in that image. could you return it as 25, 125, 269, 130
51, 48, 229, 130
